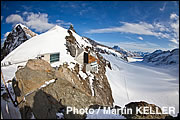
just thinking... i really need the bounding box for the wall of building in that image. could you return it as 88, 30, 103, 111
86, 61, 98, 73
75, 51, 84, 65
75, 51, 99, 73
90, 61, 98, 73
37, 53, 50, 63
42, 54, 50, 63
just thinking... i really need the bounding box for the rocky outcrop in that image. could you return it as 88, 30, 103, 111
15, 59, 95, 119
1, 24, 37, 60
55, 58, 114, 107
15, 59, 56, 103
93, 53, 114, 106
19, 80, 94, 119
69, 24, 76, 33
14, 59, 114, 119
22, 27, 37, 38
56, 62, 92, 96
65, 30, 77, 57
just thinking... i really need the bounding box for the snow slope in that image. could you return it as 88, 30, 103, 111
103, 54, 179, 117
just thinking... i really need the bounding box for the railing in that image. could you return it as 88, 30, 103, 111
1, 60, 28, 67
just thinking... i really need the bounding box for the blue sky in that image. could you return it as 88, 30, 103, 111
1, 1, 179, 52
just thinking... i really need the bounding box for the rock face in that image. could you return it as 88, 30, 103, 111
143, 48, 179, 65
64, 29, 113, 107
123, 101, 172, 119
14, 59, 114, 119
1, 24, 37, 60
65, 30, 77, 57
15, 59, 56, 103
93, 53, 114, 106
56, 63, 92, 96
19, 80, 94, 119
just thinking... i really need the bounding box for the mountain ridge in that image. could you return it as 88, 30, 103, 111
1, 24, 37, 60
143, 48, 179, 65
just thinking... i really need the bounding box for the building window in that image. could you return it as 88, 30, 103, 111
50, 53, 60, 63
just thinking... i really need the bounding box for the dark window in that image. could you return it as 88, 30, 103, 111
84, 52, 88, 64
50, 53, 60, 63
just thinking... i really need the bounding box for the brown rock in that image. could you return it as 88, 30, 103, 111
19, 75, 95, 119
55, 65, 92, 96
15, 59, 56, 103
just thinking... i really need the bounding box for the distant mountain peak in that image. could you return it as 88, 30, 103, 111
1, 23, 37, 60
112, 45, 140, 57
14, 23, 28, 29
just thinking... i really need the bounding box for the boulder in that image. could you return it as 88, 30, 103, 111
15, 59, 56, 103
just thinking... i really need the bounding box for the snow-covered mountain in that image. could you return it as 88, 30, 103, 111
1, 24, 37, 60
83, 37, 129, 61
112, 45, 149, 57
1, 24, 179, 119
112, 45, 135, 57
143, 49, 179, 65
133, 51, 150, 57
